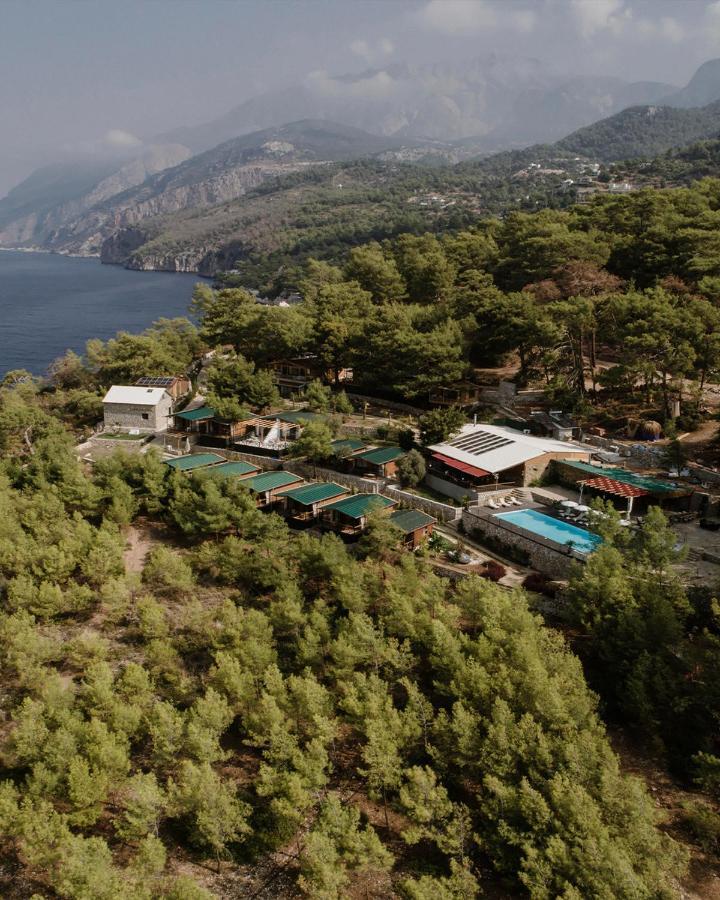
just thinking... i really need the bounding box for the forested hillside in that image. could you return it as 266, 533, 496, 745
556, 99, 720, 161
0, 374, 689, 898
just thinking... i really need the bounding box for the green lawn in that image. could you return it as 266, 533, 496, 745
96, 432, 148, 441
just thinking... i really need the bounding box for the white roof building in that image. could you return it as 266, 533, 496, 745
102, 385, 173, 433
103, 386, 170, 405
428, 423, 590, 485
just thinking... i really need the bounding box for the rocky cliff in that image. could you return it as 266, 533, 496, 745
0, 144, 191, 249
3, 121, 400, 258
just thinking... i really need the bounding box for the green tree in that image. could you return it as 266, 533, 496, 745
418, 407, 465, 446
293, 421, 334, 467
397, 449, 426, 487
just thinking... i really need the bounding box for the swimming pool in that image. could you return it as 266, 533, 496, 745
494, 508, 602, 555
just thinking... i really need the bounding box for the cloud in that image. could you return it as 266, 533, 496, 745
350, 37, 395, 65
705, 1, 720, 39
417, 0, 497, 36
569, 0, 627, 38
569, 1, 683, 44
305, 69, 399, 100
104, 129, 142, 148
512, 9, 537, 33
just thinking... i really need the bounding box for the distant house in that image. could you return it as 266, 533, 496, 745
277, 481, 348, 524
270, 356, 352, 397
240, 471, 304, 508
389, 509, 436, 548
526, 410, 579, 442
135, 375, 190, 403
102, 385, 173, 433
320, 493, 396, 537
429, 381, 482, 409
353, 446, 405, 479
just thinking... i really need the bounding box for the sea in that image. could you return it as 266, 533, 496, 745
0, 250, 203, 377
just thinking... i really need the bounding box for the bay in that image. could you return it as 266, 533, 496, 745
0, 250, 202, 376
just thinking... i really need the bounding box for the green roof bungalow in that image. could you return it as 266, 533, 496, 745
173, 405, 216, 434
241, 470, 304, 508
320, 493, 397, 537
164, 452, 225, 472
353, 446, 405, 479
390, 509, 437, 548
331, 437, 367, 457
276, 481, 349, 525
197, 460, 260, 479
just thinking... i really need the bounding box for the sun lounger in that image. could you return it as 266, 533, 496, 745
487, 499, 499, 509
510, 497, 522, 506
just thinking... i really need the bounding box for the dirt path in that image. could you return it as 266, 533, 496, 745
123, 523, 162, 575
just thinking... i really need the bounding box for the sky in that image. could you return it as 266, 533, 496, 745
1, 0, 719, 195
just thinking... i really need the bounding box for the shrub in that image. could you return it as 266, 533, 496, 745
522, 572, 558, 596
480, 560, 506, 582
680, 801, 720, 853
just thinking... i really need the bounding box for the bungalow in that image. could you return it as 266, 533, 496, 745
103, 385, 173, 433
330, 437, 367, 457
353, 446, 405, 478
198, 460, 260, 479
271, 356, 352, 397
173, 405, 217, 434
164, 452, 225, 473
320, 493, 396, 537
429, 381, 482, 409
136, 375, 191, 402
277, 481, 348, 525
389, 509, 436, 548
241, 470, 304, 508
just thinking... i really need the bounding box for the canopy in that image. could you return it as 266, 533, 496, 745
431, 452, 489, 479
581, 476, 648, 498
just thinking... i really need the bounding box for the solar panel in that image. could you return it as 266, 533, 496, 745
448, 430, 514, 456
136, 376, 175, 387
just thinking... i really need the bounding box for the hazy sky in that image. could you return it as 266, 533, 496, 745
1, 0, 719, 195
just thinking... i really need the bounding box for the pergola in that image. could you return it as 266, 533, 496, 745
579, 475, 648, 516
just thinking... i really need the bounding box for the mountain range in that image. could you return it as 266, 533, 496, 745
3, 55, 720, 269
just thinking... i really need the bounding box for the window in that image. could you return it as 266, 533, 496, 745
141, 413, 149, 420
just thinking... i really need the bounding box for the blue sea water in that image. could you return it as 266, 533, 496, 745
0, 250, 202, 376
494, 508, 602, 555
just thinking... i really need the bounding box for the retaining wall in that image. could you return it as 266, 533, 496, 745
288, 462, 381, 493
462, 507, 586, 578
424, 473, 479, 503
383, 485, 462, 522
194, 444, 284, 470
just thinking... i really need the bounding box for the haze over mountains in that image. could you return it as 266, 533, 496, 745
3, 54, 720, 265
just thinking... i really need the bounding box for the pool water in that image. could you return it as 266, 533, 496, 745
494, 508, 602, 555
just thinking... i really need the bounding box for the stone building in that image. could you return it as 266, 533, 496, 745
102, 386, 173, 433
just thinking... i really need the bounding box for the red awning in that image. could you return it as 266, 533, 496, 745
581, 476, 648, 498
432, 452, 489, 479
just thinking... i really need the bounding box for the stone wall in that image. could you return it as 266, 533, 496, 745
194, 443, 284, 470
103, 398, 172, 433
462, 507, 586, 578
289, 462, 381, 493
383, 485, 461, 522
